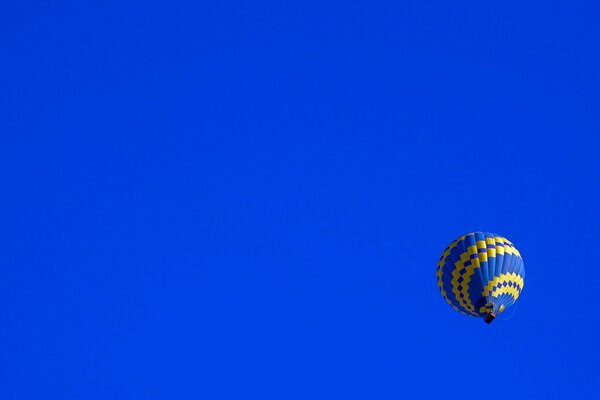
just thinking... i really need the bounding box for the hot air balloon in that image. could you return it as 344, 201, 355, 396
436, 232, 525, 323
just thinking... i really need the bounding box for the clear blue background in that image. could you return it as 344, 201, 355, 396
2, 1, 599, 399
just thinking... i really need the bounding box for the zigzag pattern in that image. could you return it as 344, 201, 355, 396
437, 232, 525, 318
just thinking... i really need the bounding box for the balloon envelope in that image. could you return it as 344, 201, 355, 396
437, 232, 525, 322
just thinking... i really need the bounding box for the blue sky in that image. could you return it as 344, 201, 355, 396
2, 1, 600, 399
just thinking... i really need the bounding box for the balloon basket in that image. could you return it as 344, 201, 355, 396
484, 312, 496, 324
